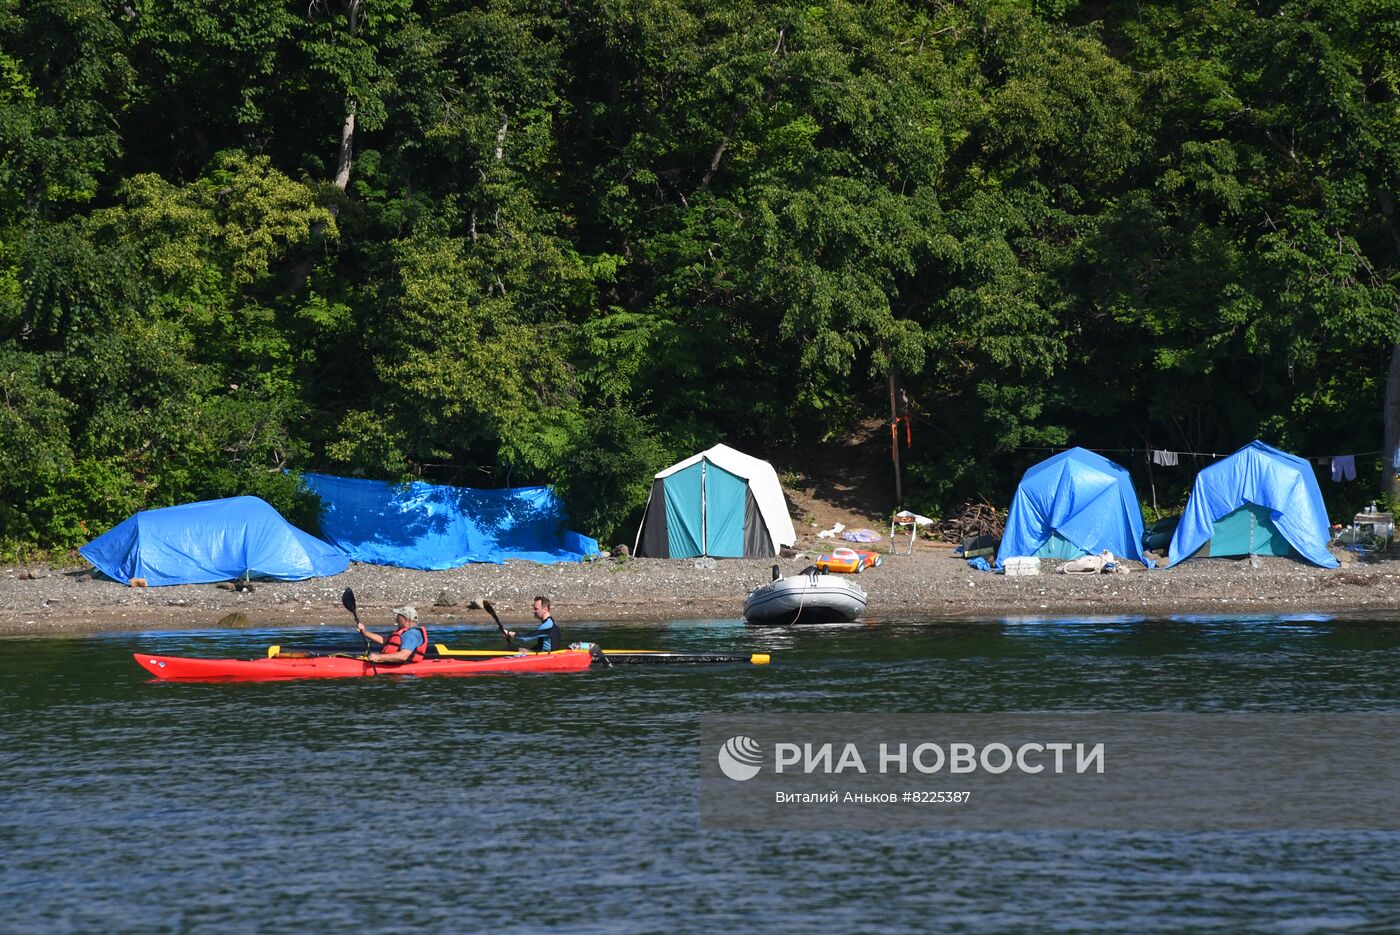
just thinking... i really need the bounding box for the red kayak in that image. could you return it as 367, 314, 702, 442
133, 650, 593, 682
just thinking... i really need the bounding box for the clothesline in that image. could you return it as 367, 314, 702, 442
1015, 446, 1384, 460
908, 407, 1383, 462
1015, 444, 1394, 491
906, 410, 1388, 471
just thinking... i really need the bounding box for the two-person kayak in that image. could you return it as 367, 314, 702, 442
133, 649, 593, 682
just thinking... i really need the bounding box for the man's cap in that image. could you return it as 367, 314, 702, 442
393, 606, 418, 621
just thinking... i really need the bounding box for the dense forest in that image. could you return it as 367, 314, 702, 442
3, 0, 1399, 553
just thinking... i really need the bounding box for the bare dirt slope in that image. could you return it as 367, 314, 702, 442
764, 417, 913, 551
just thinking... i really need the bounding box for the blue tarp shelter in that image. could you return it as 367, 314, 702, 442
1166, 440, 1338, 568
80, 496, 349, 586
998, 447, 1149, 566
300, 473, 599, 570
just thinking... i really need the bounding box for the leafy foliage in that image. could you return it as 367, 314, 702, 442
2, 0, 1398, 549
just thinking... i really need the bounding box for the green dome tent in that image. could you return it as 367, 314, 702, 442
634, 444, 797, 558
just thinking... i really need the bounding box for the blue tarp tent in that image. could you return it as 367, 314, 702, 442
998, 447, 1149, 566
80, 496, 349, 586
1166, 440, 1338, 568
300, 473, 599, 570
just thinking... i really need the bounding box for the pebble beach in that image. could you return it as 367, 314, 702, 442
3, 543, 1398, 636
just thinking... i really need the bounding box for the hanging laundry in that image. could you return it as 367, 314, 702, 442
1151, 449, 1179, 467
1392, 446, 1400, 472
1315, 457, 1331, 467
1331, 455, 1356, 482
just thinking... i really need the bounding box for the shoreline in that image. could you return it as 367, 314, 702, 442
4, 546, 1399, 636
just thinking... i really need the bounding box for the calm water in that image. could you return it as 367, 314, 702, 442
4, 615, 1400, 933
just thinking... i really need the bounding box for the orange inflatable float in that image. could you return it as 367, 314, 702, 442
814, 547, 882, 574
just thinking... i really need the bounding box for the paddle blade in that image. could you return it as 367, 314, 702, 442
341, 588, 358, 621
480, 599, 514, 648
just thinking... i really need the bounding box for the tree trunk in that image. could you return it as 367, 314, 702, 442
1385, 343, 1400, 500
326, 0, 361, 218
699, 28, 785, 191
333, 103, 356, 194
700, 109, 739, 190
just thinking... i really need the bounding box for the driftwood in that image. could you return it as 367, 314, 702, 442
935, 500, 1006, 544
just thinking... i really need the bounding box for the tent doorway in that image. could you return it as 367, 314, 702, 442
1193, 503, 1297, 559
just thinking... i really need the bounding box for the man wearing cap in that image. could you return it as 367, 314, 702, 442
357, 606, 429, 663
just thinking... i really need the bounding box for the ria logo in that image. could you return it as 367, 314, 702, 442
717, 735, 763, 781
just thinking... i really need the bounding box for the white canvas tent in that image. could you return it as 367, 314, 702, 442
634, 444, 797, 558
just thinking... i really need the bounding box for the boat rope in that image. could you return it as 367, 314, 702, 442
791, 567, 819, 625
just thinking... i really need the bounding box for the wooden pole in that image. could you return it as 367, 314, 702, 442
888, 368, 902, 509
1146, 449, 1157, 514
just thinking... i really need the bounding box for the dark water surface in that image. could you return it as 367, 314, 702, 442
4, 615, 1400, 933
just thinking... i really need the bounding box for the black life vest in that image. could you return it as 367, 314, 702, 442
524, 617, 561, 653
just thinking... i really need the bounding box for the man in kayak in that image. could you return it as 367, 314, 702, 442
503, 596, 563, 652
357, 606, 428, 663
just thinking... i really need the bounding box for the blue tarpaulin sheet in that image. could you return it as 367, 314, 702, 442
1166, 440, 1338, 568
998, 447, 1149, 566
301, 473, 600, 570
80, 496, 349, 586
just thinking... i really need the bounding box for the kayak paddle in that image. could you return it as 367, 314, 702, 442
342, 587, 376, 669
471, 596, 515, 649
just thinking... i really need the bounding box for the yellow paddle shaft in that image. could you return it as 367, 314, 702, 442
433, 644, 769, 664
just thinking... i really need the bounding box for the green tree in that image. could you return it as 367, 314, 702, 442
1075, 0, 1400, 506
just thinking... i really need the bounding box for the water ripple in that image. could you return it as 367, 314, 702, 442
2, 616, 1399, 932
